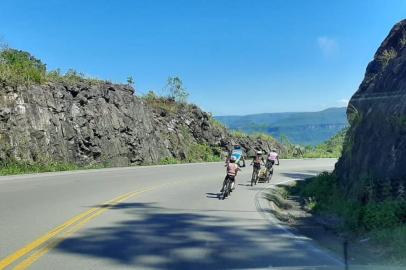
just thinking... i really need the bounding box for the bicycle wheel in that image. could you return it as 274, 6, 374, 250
254, 171, 258, 185
267, 169, 273, 183
226, 181, 232, 198
222, 180, 230, 200
251, 170, 256, 186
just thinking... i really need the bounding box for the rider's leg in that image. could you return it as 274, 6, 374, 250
231, 176, 236, 190
221, 175, 228, 192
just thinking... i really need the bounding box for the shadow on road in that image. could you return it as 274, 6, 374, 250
55, 202, 341, 269
205, 192, 220, 199
279, 171, 319, 181
237, 183, 251, 187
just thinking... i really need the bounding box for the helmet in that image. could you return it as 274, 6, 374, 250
256, 151, 262, 155
230, 156, 237, 162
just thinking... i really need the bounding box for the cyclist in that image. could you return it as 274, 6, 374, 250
267, 149, 280, 166
251, 150, 265, 180
221, 156, 240, 192
265, 149, 279, 182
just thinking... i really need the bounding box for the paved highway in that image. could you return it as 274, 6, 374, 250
0, 159, 342, 270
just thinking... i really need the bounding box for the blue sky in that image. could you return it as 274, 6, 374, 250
1, 0, 405, 115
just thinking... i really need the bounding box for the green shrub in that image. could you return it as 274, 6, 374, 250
187, 144, 221, 162
230, 130, 248, 138
0, 160, 103, 175
370, 225, 406, 260
293, 172, 362, 229
143, 90, 158, 101
142, 91, 180, 113
165, 76, 189, 103
209, 117, 226, 130
159, 145, 221, 164
302, 128, 347, 158
292, 172, 406, 233
362, 200, 405, 230
377, 48, 397, 68
0, 48, 107, 87
47, 68, 104, 85
251, 133, 275, 142
159, 157, 181, 165
0, 49, 46, 86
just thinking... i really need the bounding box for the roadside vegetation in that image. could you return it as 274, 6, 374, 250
302, 128, 347, 158
141, 76, 192, 112
287, 172, 406, 262
276, 128, 347, 159
0, 161, 104, 176
0, 47, 110, 87
159, 144, 222, 165
0, 46, 346, 177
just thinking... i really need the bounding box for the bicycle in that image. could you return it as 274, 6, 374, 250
220, 176, 234, 200
251, 165, 260, 186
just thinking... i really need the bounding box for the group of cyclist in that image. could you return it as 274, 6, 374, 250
221, 148, 280, 193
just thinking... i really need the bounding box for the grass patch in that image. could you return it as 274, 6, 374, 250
159, 144, 222, 165
377, 47, 397, 68
46, 68, 106, 85
158, 157, 182, 165
288, 172, 406, 262
142, 91, 182, 114
209, 117, 226, 130
0, 49, 46, 86
302, 129, 346, 158
369, 225, 406, 261
0, 48, 107, 87
0, 161, 104, 176
251, 132, 276, 142
230, 130, 248, 138
187, 143, 222, 162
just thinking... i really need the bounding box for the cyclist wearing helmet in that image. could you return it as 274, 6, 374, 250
267, 149, 280, 167
250, 150, 265, 182
221, 156, 240, 192
251, 150, 265, 169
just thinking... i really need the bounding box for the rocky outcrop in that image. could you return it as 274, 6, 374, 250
335, 19, 406, 201
0, 80, 283, 166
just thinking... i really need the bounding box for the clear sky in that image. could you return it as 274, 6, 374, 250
1, 0, 405, 115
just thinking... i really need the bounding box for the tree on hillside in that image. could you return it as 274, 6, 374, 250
126, 76, 134, 85
165, 76, 189, 103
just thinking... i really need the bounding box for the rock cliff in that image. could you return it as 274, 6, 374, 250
335, 19, 406, 201
0, 79, 283, 166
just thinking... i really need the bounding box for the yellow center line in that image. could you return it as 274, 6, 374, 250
0, 192, 129, 270
1, 180, 182, 270
13, 191, 143, 270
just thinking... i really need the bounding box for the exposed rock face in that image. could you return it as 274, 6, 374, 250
335, 19, 406, 201
0, 80, 283, 166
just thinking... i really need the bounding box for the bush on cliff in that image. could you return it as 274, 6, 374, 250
159, 144, 222, 165
0, 47, 106, 87
302, 128, 347, 158
165, 76, 189, 103
0, 48, 46, 86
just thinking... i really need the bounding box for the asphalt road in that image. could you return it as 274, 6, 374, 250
0, 159, 343, 270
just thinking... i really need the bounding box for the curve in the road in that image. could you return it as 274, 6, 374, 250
0, 180, 186, 270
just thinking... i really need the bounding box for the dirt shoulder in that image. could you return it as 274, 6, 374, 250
264, 183, 405, 269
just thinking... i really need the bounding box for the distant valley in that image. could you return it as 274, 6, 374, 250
215, 107, 348, 146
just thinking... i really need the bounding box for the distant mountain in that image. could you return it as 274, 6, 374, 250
215, 107, 348, 146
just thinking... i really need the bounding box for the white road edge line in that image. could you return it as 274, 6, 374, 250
0, 158, 337, 182
254, 179, 345, 267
